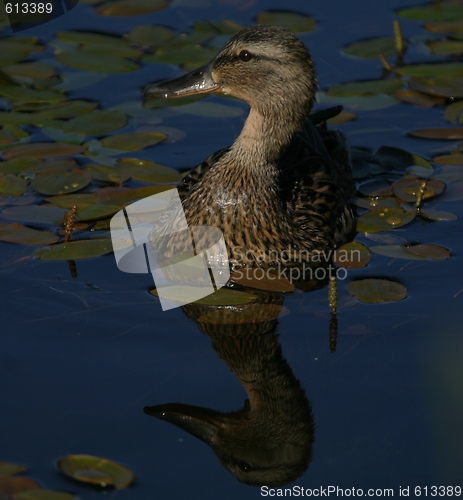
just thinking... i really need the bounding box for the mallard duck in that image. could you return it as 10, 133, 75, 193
144, 26, 354, 270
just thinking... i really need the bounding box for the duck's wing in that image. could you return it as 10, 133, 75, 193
178, 147, 230, 200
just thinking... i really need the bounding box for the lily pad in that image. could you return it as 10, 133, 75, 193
127, 25, 176, 47
347, 278, 407, 304
256, 11, 317, 33
34, 240, 113, 260
395, 62, 463, 77
0, 222, 59, 245
0, 156, 38, 174
194, 20, 245, 35
395, 88, 446, 107
75, 204, 121, 222
0, 174, 27, 195
96, 0, 169, 16
397, 3, 463, 22
0, 205, 66, 224
85, 164, 129, 183
343, 37, 396, 58
393, 178, 445, 202
230, 269, 295, 292
198, 304, 288, 324
355, 197, 402, 210
56, 31, 131, 48
150, 286, 257, 306
144, 45, 218, 66
428, 39, 463, 55
13, 490, 76, 500
356, 207, 416, 232
31, 168, 92, 195
333, 242, 371, 269
171, 100, 244, 117
3, 143, 84, 160
419, 207, 458, 220
327, 79, 403, 97
408, 128, 463, 140
425, 19, 463, 33
375, 145, 433, 171
432, 153, 463, 164
100, 132, 165, 151
46, 193, 100, 208
316, 91, 399, 111
22, 159, 78, 175
56, 51, 139, 73
0, 462, 27, 476
409, 76, 463, 98
117, 158, 181, 183
0, 476, 41, 495
61, 110, 128, 136
96, 185, 173, 205
444, 100, 463, 124
3, 61, 56, 79
326, 110, 356, 124
370, 243, 450, 260
0, 84, 65, 103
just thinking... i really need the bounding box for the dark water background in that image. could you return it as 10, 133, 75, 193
1, 0, 463, 498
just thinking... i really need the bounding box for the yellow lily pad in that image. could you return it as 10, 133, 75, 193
393, 178, 445, 202
61, 110, 128, 137
355, 197, 402, 210
347, 279, 407, 304
95, 0, 169, 16
0, 476, 41, 495
408, 128, 463, 140
395, 88, 446, 107
356, 208, 416, 232
3, 143, 84, 160
432, 153, 463, 164
419, 207, 458, 220
34, 240, 113, 260
256, 11, 317, 33
13, 490, 76, 500
395, 62, 463, 77
327, 79, 403, 97
57, 454, 133, 488
230, 269, 295, 292
100, 132, 165, 151
428, 39, 463, 55
343, 37, 396, 58
409, 76, 463, 98
0, 462, 27, 476
0, 223, 59, 245
0, 174, 27, 195
326, 110, 356, 124
56, 51, 139, 73
31, 168, 92, 195
117, 158, 181, 183
370, 243, 450, 260
333, 242, 371, 269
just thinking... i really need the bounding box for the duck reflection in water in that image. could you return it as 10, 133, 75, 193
145, 293, 315, 487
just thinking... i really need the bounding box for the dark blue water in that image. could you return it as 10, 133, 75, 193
1, 0, 463, 498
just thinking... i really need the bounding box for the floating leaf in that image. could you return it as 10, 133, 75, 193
96, 185, 173, 205
333, 241, 371, 268
22, 159, 78, 175
171, 100, 244, 117
3, 143, 84, 160
194, 20, 245, 35
31, 168, 92, 195
0, 84, 65, 103
327, 110, 356, 124
409, 76, 463, 98
144, 95, 204, 109
420, 207, 458, 220
428, 38, 463, 55
343, 37, 396, 58
57, 454, 133, 489
358, 179, 393, 197
356, 208, 416, 232
395, 88, 446, 107
198, 304, 288, 324
0, 476, 41, 495
425, 19, 463, 33
0, 462, 27, 476
395, 62, 463, 77
408, 128, 463, 140
347, 279, 407, 304
56, 51, 139, 73
230, 269, 294, 292
34, 240, 113, 260
13, 490, 76, 500
256, 11, 317, 33
393, 178, 445, 202
56, 31, 131, 48
117, 158, 180, 183
3, 61, 56, 79
23, 100, 98, 119
150, 286, 257, 306
327, 79, 403, 97
356, 197, 402, 210
75, 204, 121, 222
433, 153, 463, 164
144, 45, 217, 66
96, 0, 169, 16
0, 205, 66, 224
398, 4, 463, 21
316, 91, 399, 111
127, 25, 176, 47
0, 222, 59, 245
444, 100, 463, 124
375, 145, 433, 171
85, 164, 129, 183
46, 193, 100, 208
370, 243, 450, 260
61, 110, 127, 136
0, 157, 38, 174
0, 174, 27, 195
100, 132, 165, 151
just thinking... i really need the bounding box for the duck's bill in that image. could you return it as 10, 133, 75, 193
144, 61, 221, 99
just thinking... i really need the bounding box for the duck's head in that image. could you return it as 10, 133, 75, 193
145, 26, 317, 121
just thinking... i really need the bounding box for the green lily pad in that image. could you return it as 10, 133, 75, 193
100, 132, 165, 151
395, 88, 446, 107
57, 454, 134, 488
85, 164, 129, 183
194, 20, 245, 35
0, 205, 66, 224
433, 153, 463, 164
46, 193, 100, 208
370, 243, 450, 260
347, 278, 407, 304
230, 269, 295, 292
428, 38, 463, 55
61, 110, 128, 136
0, 174, 27, 195
0, 157, 38, 176
256, 11, 317, 33
75, 204, 121, 222
96, 185, 173, 205
117, 158, 181, 183
144, 45, 217, 66
327, 79, 403, 97
0, 222, 59, 245
56, 31, 132, 48
144, 95, 204, 109
409, 76, 463, 98
0, 462, 27, 476
397, 3, 463, 22
3, 143, 84, 160
150, 286, 257, 306
375, 145, 433, 171
31, 168, 92, 195
356, 207, 416, 232
395, 62, 463, 77
444, 100, 463, 124
343, 37, 396, 58
0, 111, 47, 126
56, 51, 139, 73
333, 241, 371, 268
420, 207, 458, 220
95, 0, 169, 16
34, 240, 113, 260
408, 128, 463, 140
0, 84, 65, 103
23, 100, 98, 119
393, 178, 445, 202
13, 490, 77, 500
22, 159, 78, 175
127, 25, 176, 47
316, 91, 399, 111
3, 61, 56, 79
355, 197, 402, 210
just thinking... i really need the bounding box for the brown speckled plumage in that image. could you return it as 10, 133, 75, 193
145, 26, 354, 270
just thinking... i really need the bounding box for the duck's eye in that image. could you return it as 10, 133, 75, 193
239, 50, 253, 62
